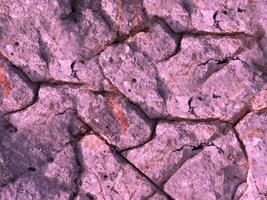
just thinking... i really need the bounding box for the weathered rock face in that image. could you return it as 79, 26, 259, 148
124, 121, 229, 185
99, 44, 167, 118
236, 111, 267, 200
78, 135, 156, 199
0, 0, 267, 199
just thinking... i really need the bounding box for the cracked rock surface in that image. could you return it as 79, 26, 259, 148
0, 0, 267, 200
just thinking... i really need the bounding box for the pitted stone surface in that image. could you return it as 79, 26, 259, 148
99, 44, 166, 118
0, 0, 267, 200
236, 111, 267, 200
164, 130, 248, 200
0, 58, 36, 114
78, 135, 156, 200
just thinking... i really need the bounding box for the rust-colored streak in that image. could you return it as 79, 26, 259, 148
107, 97, 129, 134
0, 67, 11, 97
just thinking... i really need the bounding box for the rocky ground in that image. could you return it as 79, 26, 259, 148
0, 0, 266, 200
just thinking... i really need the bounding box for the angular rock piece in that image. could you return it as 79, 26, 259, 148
149, 192, 168, 200
124, 121, 228, 185
101, 0, 147, 36
190, 0, 255, 34
0, 145, 78, 200
76, 91, 153, 150
191, 60, 267, 122
0, 86, 82, 186
164, 130, 248, 200
0, 58, 36, 115
128, 22, 178, 61
236, 111, 267, 199
0, 0, 116, 82
143, 0, 193, 32
78, 135, 156, 199
99, 44, 166, 118
156, 35, 256, 120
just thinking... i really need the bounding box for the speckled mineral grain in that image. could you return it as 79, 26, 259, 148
0, 0, 266, 200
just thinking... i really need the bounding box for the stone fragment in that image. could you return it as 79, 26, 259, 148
164, 130, 248, 200
149, 192, 168, 200
191, 60, 267, 122
236, 111, 267, 199
190, 0, 255, 34
156, 35, 261, 120
0, 58, 36, 115
0, 145, 78, 200
101, 0, 147, 35
0, 0, 115, 82
124, 121, 228, 185
78, 135, 156, 199
76, 90, 153, 150
127, 22, 178, 61
143, 0, 193, 32
99, 43, 166, 118
0, 86, 82, 186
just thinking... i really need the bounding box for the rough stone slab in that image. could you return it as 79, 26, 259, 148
156, 35, 261, 120
0, 58, 36, 114
99, 44, 166, 118
101, 0, 147, 35
236, 111, 267, 199
0, 145, 78, 200
164, 130, 248, 200
143, 0, 193, 32
191, 60, 267, 122
143, 0, 262, 35
78, 135, 156, 199
149, 192, 168, 200
0, 0, 116, 82
124, 121, 228, 185
0, 86, 82, 186
76, 90, 153, 150
127, 22, 178, 61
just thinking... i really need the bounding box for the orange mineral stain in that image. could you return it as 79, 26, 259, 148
0, 67, 11, 97
107, 97, 129, 134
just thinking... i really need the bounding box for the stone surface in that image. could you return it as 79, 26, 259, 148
99, 44, 166, 118
0, 0, 267, 199
124, 121, 229, 185
76, 91, 154, 150
156, 36, 267, 121
101, 0, 147, 36
236, 111, 267, 200
78, 135, 156, 199
127, 21, 178, 62
164, 130, 248, 200
0, 57, 36, 115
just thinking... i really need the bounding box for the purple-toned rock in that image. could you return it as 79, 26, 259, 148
0, 0, 115, 82
156, 35, 265, 121
99, 44, 166, 118
127, 22, 178, 61
164, 130, 247, 200
236, 111, 267, 200
124, 121, 228, 185
143, 0, 193, 32
101, 0, 147, 36
78, 135, 156, 199
0, 145, 78, 200
0, 58, 36, 115
191, 60, 266, 122
76, 90, 153, 150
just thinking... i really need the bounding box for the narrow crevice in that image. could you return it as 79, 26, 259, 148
112, 146, 175, 200
3, 83, 40, 117
231, 127, 250, 200
119, 120, 158, 153
74, 116, 174, 200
